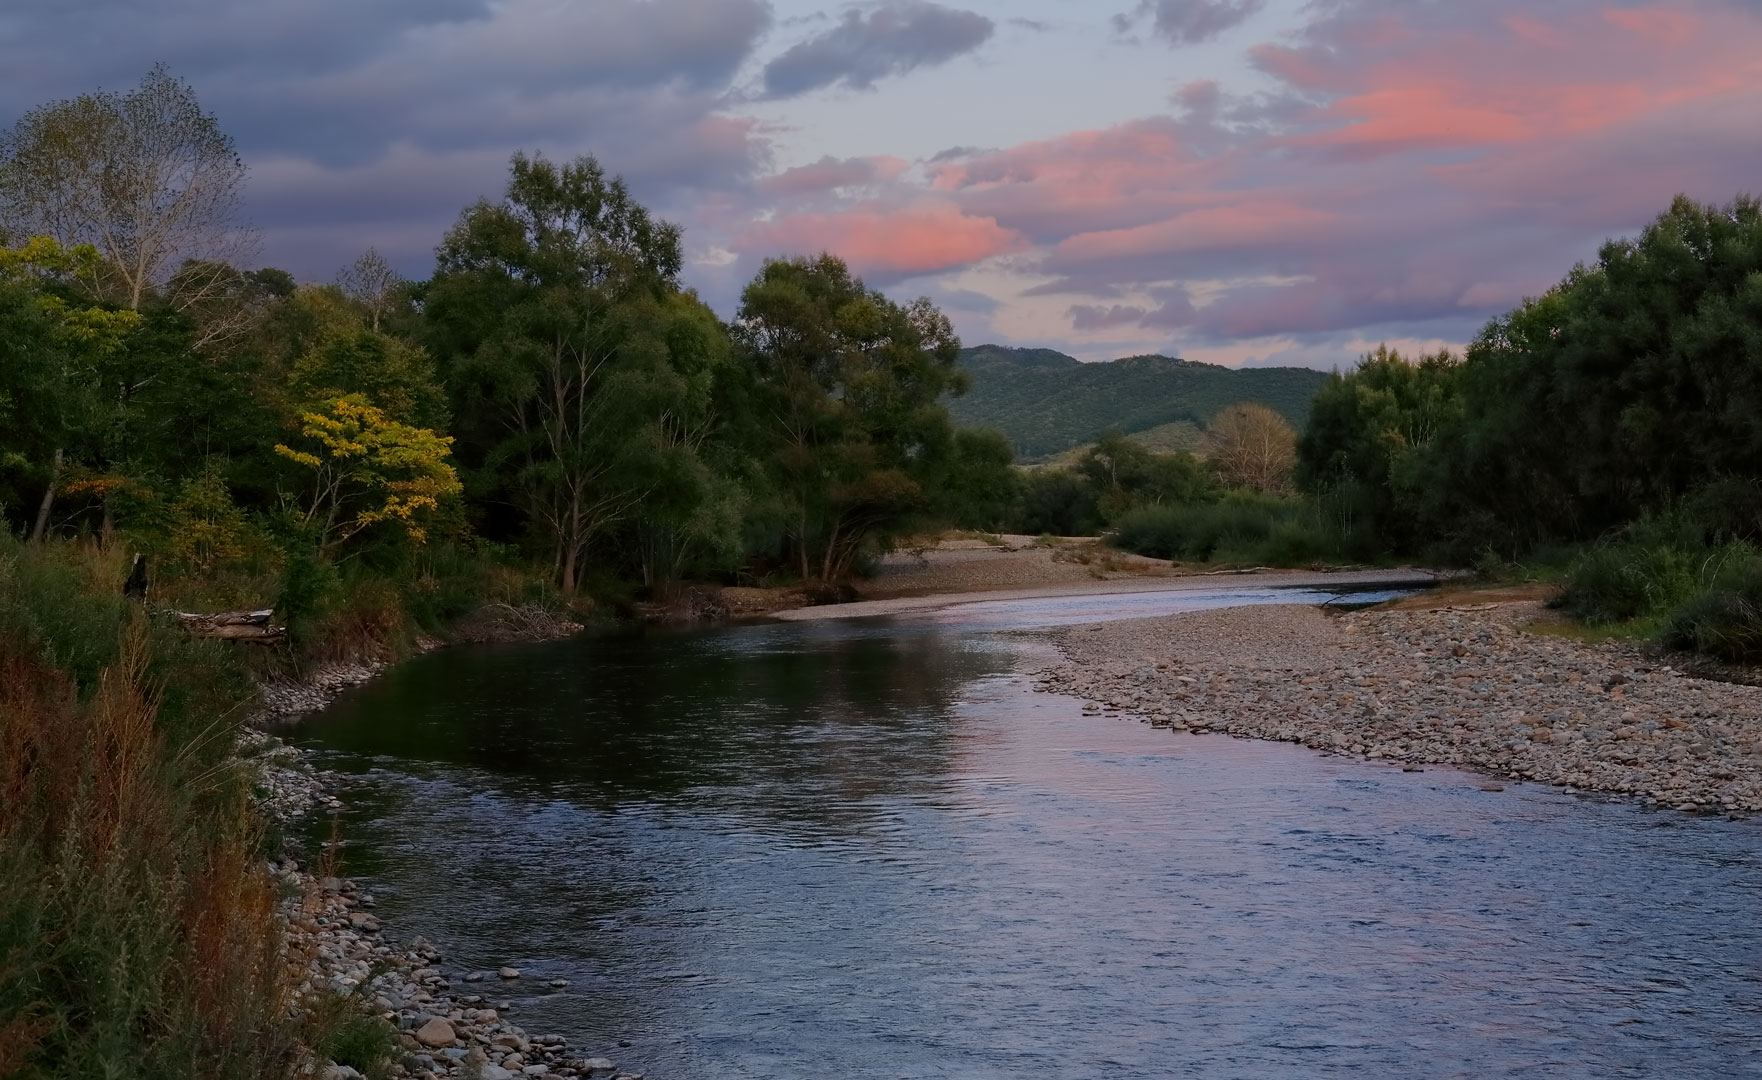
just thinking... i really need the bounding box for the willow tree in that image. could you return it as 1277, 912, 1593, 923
733, 255, 964, 582
426, 153, 689, 594
0, 65, 254, 332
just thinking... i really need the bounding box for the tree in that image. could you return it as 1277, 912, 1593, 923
1076, 432, 1212, 523
1207, 402, 1297, 493
273, 396, 461, 554
1440, 194, 1762, 548
425, 152, 687, 593
336, 248, 403, 332
936, 428, 1020, 531
733, 254, 965, 582
0, 238, 141, 539
0, 66, 253, 324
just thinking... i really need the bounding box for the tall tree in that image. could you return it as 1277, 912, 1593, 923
0, 65, 253, 326
426, 153, 686, 594
733, 254, 964, 582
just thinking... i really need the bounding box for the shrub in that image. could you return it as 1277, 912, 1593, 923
1666, 553, 1762, 662
1110, 493, 1348, 566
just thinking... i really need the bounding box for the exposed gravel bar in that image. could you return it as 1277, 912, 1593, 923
1035, 601, 1762, 814
245, 735, 645, 1080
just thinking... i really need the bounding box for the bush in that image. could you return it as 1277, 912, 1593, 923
1555, 543, 1703, 624
1110, 493, 1349, 565
1666, 553, 1762, 662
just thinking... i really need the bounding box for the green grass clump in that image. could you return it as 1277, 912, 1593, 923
1665, 553, 1762, 662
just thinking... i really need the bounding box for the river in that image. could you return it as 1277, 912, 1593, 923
291, 584, 1762, 1079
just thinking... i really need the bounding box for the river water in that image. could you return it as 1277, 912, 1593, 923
291, 585, 1762, 1079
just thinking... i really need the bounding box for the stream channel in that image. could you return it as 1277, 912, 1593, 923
291, 583, 1762, 1079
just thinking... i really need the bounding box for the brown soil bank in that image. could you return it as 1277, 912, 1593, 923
1037, 597, 1762, 814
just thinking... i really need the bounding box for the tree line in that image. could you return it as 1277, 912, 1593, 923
0, 68, 1018, 612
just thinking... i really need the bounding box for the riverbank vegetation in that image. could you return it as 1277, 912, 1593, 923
0, 67, 1013, 1079
1003, 194, 1762, 664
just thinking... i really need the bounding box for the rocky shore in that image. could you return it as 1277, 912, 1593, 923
242, 734, 646, 1080
1035, 600, 1762, 814
255, 604, 584, 722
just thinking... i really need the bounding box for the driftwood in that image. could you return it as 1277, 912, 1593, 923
175, 609, 284, 642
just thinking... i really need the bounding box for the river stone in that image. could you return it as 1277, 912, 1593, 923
414, 1016, 457, 1048
480, 1068, 515, 1080
499, 966, 521, 979
581, 1059, 617, 1074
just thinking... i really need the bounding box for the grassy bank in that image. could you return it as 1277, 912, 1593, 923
0, 534, 572, 1078
0, 535, 324, 1078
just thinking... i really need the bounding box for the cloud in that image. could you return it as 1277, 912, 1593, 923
762, 1, 994, 97
1068, 304, 1150, 331
1116, 0, 1266, 45
0, 0, 774, 279
739, 202, 1024, 278
856, 0, 1759, 356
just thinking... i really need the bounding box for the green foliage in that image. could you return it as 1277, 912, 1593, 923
936, 428, 1020, 531
1014, 469, 1099, 537
1076, 432, 1214, 524
1665, 554, 1762, 663
425, 152, 704, 593
734, 253, 965, 581
166, 462, 253, 575
1110, 492, 1350, 566
1295, 344, 1461, 553
949, 344, 1329, 460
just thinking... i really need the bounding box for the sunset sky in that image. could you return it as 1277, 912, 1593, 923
4, 0, 1760, 368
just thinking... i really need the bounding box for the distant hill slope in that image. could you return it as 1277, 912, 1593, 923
947, 345, 1331, 460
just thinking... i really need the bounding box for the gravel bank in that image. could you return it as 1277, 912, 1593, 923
1035, 601, 1762, 814
246, 736, 645, 1080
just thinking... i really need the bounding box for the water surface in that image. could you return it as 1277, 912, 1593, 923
293, 585, 1762, 1079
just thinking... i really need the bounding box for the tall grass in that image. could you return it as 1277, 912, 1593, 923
0, 536, 334, 1079
1554, 505, 1762, 662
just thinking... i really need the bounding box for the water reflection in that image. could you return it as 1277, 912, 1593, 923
291, 589, 1762, 1079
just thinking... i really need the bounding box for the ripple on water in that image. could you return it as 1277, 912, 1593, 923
294, 591, 1762, 1080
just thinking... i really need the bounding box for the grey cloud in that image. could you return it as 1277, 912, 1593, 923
762, 1, 994, 97
1, 0, 770, 165
1118, 0, 1265, 46
1068, 303, 1149, 330
0, 0, 775, 281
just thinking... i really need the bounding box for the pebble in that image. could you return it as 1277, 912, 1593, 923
248, 736, 648, 1080
1037, 602, 1762, 813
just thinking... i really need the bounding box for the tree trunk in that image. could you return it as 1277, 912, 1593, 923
30, 449, 64, 544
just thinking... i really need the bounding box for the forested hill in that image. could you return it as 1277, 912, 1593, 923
947, 345, 1332, 460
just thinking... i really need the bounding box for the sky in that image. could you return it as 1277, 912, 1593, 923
2, 0, 1759, 369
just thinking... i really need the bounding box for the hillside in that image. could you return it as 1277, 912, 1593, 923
947, 345, 1332, 460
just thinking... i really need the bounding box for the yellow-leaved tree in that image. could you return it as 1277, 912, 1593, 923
274, 396, 461, 553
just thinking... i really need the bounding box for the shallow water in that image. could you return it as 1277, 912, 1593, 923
292, 586, 1762, 1078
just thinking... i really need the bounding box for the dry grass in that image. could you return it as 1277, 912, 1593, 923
0, 537, 341, 1080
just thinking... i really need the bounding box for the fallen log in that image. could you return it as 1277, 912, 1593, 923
174, 609, 285, 642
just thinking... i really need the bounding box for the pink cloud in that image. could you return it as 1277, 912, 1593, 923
1054, 201, 1336, 262
723, 0, 1762, 352
739, 202, 1026, 278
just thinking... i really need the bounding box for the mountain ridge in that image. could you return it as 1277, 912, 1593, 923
947, 345, 1331, 460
